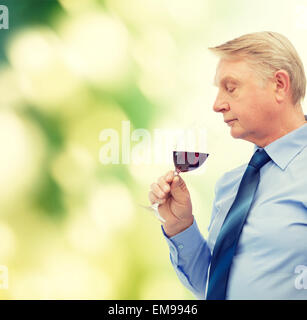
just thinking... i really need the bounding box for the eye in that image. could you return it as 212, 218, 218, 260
226, 86, 236, 93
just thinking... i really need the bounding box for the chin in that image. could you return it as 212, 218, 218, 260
230, 127, 246, 140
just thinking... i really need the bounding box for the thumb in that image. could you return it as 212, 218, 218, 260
170, 175, 190, 203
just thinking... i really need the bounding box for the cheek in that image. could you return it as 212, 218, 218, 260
256, 95, 277, 121
234, 93, 259, 121
240, 88, 274, 121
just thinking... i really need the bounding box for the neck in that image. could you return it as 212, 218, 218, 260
255, 108, 307, 148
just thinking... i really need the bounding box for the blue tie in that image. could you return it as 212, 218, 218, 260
206, 148, 271, 300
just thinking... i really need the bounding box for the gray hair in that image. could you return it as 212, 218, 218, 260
209, 31, 306, 105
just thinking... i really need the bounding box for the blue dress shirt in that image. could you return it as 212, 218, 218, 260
162, 123, 307, 300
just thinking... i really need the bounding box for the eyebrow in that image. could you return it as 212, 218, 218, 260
213, 76, 241, 87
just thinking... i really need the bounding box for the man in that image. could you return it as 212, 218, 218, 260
148, 31, 307, 299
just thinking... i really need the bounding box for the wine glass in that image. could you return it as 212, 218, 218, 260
141, 126, 209, 222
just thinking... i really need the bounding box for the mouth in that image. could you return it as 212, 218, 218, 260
224, 119, 237, 125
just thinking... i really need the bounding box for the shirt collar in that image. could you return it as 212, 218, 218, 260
253, 123, 307, 170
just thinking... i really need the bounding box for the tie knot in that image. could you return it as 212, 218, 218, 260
248, 149, 271, 170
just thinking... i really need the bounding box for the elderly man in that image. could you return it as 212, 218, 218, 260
148, 31, 307, 300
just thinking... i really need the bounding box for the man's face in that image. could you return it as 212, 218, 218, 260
213, 57, 278, 146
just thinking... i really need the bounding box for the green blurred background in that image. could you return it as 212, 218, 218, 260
0, 0, 306, 299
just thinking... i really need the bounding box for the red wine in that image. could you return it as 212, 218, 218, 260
173, 151, 209, 173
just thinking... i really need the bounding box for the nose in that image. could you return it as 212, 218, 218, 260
213, 92, 230, 113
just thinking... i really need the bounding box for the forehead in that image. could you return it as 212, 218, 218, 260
214, 58, 253, 86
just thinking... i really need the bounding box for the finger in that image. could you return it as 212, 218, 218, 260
150, 183, 166, 199
171, 174, 187, 191
148, 191, 166, 205
158, 176, 170, 193
170, 174, 190, 202
164, 170, 175, 183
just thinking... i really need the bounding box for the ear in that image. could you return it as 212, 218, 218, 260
273, 69, 291, 103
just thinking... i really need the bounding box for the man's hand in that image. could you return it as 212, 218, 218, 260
148, 170, 193, 237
